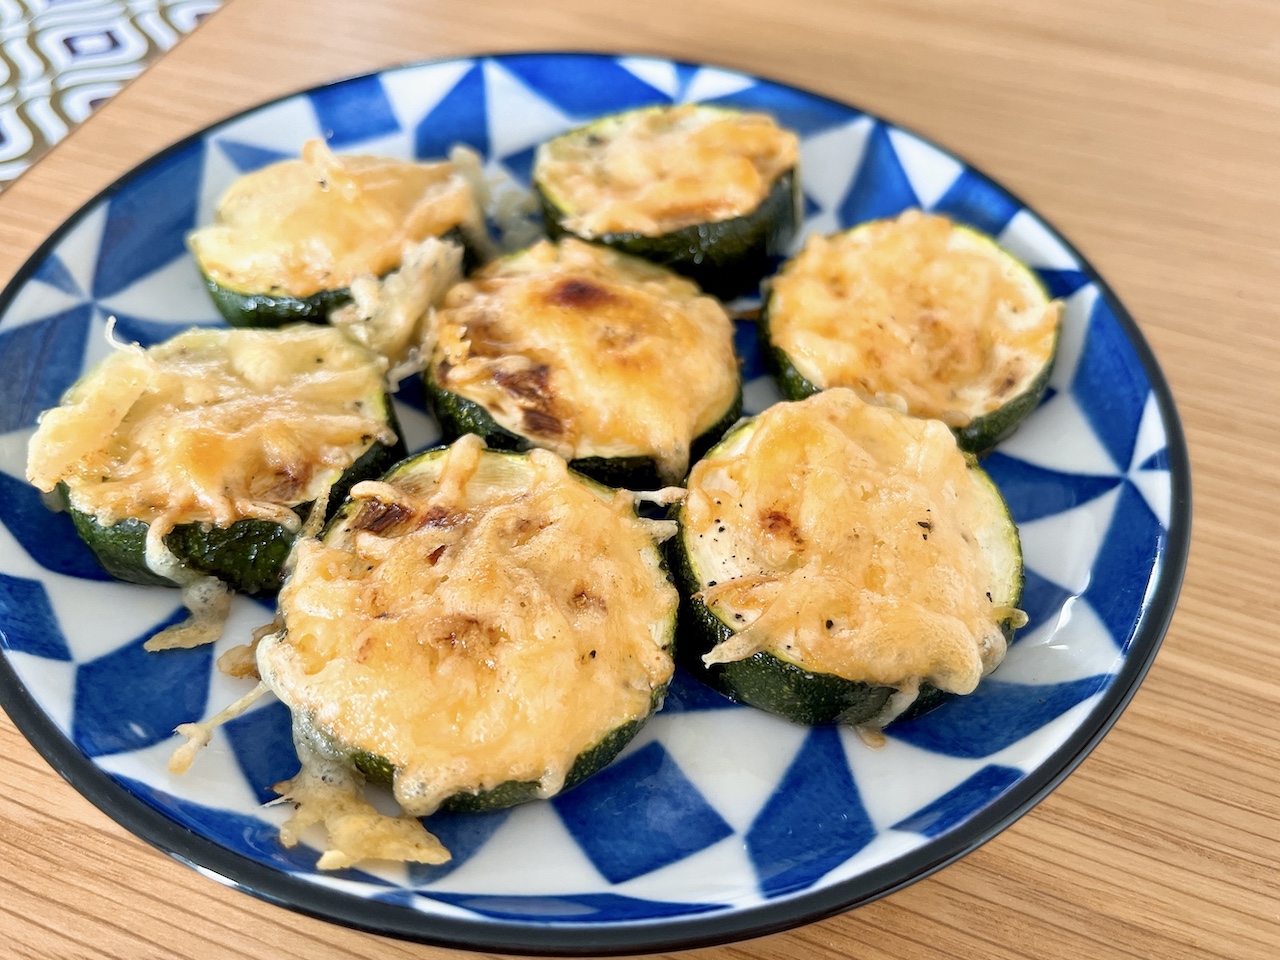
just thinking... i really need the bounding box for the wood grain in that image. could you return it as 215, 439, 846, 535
1, 0, 1278, 957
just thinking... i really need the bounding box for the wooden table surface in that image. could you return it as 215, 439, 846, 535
1, 0, 1277, 957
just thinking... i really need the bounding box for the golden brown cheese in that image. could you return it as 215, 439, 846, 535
535, 104, 799, 236
259, 435, 677, 817
189, 139, 480, 297
767, 211, 1061, 427
683, 389, 1021, 695
430, 238, 739, 483
26, 325, 393, 536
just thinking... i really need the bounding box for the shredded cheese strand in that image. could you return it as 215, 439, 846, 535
168, 681, 270, 774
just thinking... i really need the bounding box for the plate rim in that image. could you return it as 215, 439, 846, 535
0, 49, 1192, 956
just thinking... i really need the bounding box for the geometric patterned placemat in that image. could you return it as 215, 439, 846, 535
0, 0, 223, 189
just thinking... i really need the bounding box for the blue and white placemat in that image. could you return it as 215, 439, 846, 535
0, 0, 223, 188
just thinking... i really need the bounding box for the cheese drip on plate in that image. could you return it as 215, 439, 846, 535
683, 389, 1024, 696
259, 434, 678, 819
767, 210, 1061, 427
535, 104, 799, 236
430, 238, 739, 483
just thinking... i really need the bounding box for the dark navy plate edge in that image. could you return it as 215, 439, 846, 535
0, 50, 1192, 957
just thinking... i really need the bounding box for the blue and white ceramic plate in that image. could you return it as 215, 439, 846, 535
0, 52, 1190, 955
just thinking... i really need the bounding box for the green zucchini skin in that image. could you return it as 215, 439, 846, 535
203, 280, 353, 329
759, 300, 1059, 454
63, 401, 405, 596
952, 332, 1058, 453
424, 366, 744, 489
538, 169, 799, 301
668, 484, 1021, 728
201, 227, 481, 329
350, 702, 661, 814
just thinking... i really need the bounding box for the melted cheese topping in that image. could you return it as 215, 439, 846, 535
27, 325, 394, 535
259, 435, 677, 817
535, 104, 799, 236
682, 389, 1021, 695
330, 235, 463, 365
767, 211, 1061, 426
430, 238, 739, 483
189, 139, 481, 297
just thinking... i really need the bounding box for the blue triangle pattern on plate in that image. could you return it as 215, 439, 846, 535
1081, 481, 1164, 650
222, 698, 299, 805
309, 73, 401, 147
659, 665, 741, 713
838, 122, 920, 226
980, 451, 1122, 525
0, 470, 113, 581
499, 145, 538, 186
887, 675, 1111, 759
371, 889, 421, 909
1139, 448, 1168, 471
72, 613, 213, 757
0, 303, 93, 432
391, 372, 431, 415
114, 773, 394, 884
704, 79, 861, 137
416, 62, 489, 161
929, 168, 1020, 238
1071, 294, 1150, 471
410, 806, 514, 884
801, 192, 822, 218
552, 740, 733, 884
891, 765, 1023, 837
673, 63, 700, 100
499, 54, 671, 119
1017, 567, 1077, 638
733, 318, 767, 381
32, 254, 82, 297
216, 139, 294, 173
424, 891, 727, 923
1035, 268, 1091, 300
746, 726, 874, 899
0, 571, 72, 660
92, 142, 205, 300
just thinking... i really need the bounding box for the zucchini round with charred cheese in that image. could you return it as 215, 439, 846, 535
673, 388, 1025, 729
534, 104, 800, 299
257, 434, 678, 816
188, 139, 483, 328
763, 210, 1061, 452
426, 237, 742, 488
25, 325, 403, 596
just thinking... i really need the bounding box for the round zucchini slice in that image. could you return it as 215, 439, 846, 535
189, 139, 483, 328
258, 434, 678, 816
426, 237, 742, 488
26, 325, 404, 595
674, 388, 1025, 728
534, 104, 800, 299
763, 210, 1062, 452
